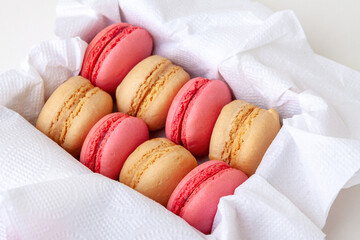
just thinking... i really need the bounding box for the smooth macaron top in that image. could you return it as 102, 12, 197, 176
36, 76, 113, 157
167, 160, 248, 234
209, 100, 281, 176
116, 55, 190, 131
119, 138, 197, 206
80, 112, 149, 179
166, 77, 232, 156
80, 23, 153, 95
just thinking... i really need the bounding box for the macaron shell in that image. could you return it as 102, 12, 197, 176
61, 88, 113, 156
180, 80, 232, 156
80, 23, 131, 80
179, 165, 248, 234
119, 138, 197, 206
80, 112, 149, 179
165, 77, 209, 145
93, 27, 153, 94
209, 100, 254, 161
36, 76, 91, 136
231, 108, 280, 175
80, 113, 125, 171
98, 116, 149, 179
36, 76, 113, 157
167, 160, 228, 211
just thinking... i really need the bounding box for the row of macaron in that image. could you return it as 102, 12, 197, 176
35, 22, 281, 234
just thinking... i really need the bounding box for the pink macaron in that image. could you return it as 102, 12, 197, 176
167, 160, 248, 234
80, 112, 149, 180
80, 23, 153, 95
165, 77, 232, 156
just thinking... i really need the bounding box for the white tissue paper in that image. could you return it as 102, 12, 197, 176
1, 0, 359, 239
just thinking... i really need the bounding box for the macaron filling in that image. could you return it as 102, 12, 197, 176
85, 114, 129, 172
170, 78, 210, 146
169, 162, 229, 215
80, 24, 129, 80
91, 26, 139, 85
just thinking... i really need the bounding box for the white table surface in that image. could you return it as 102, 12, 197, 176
0, 0, 359, 239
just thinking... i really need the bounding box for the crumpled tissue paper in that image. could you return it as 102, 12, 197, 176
0, 0, 360, 239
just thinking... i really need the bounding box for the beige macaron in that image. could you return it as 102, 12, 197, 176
116, 55, 190, 131
209, 100, 281, 176
119, 138, 197, 206
36, 76, 113, 157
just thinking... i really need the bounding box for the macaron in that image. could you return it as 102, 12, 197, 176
209, 100, 281, 176
116, 55, 190, 131
119, 138, 197, 206
165, 77, 232, 156
167, 160, 248, 234
36, 76, 113, 157
80, 112, 149, 180
80, 23, 153, 95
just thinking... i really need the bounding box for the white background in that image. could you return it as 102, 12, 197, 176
0, 0, 359, 239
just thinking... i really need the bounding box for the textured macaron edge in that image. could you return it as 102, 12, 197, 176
222, 104, 258, 165
91, 26, 140, 85
119, 138, 175, 186
209, 100, 256, 163
128, 139, 175, 188
230, 108, 280, 175
119, 138, 197, 206
167, 160, 230, 215
209, 100, 281, 176
58, 87, 102, 145
177, 163, 248, 234
166, 77, 210, 146
128, 56, 172, 116
116, 55, 190, 131
80, 113, 129, 172
116, 55, 171, 115
80, 23, 130, 81
38, 77, 93, 141
36, 76, 113, 157
136, 64, 184, 118
181, 80, 232, 156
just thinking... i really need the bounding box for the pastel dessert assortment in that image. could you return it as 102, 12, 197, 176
166, 77, 232, 156
35, 23, 282, 234
80, 113, 149, 180
119, 138, 197, 206
167, 160, 248, 234
209, 100, 281, 176
116, 55, 190, 131
36, 76, 113, 157
80, 23, 153, 95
